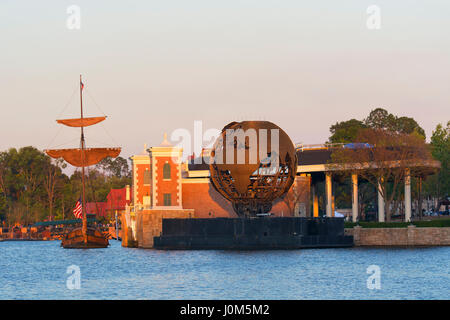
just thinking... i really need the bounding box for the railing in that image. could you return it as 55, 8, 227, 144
191, 143, 371, 154
295, 143, 375, 151
295, 143, 346, 151
193, 143, 356, 154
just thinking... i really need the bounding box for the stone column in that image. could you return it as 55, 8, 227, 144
405, 168, 412, 222
378, 180, 385, 222
325, 172, 332, 217
332, 195, 335, 217
351, 173, 358, 222
312, 183, 319, 217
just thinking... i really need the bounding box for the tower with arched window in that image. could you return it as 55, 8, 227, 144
130, 135, 183, 210
150, 134, 182, 209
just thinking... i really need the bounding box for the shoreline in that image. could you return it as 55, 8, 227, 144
2, 227, 450, 247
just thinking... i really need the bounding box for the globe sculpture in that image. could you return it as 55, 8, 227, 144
209, 121, 298, 217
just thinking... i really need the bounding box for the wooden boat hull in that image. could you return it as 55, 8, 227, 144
61, 227, 109, 249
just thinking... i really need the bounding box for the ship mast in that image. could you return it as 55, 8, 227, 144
80, 75, 87, 244
45, 76, 121, 248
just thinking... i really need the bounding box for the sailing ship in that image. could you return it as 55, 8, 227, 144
45, 76, 121, 248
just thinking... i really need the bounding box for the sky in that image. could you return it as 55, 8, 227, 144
1, 0, 449, 160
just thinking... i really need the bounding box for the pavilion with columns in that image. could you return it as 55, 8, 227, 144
297, 144, 440, 222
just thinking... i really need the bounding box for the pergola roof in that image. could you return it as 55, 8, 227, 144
186, 148, 440, 177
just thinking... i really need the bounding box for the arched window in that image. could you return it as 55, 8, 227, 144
163, 163, 171, 180
163, 193, 172, 206
143, 169, 151, 185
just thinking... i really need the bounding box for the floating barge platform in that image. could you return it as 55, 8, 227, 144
153, 217, 353, 250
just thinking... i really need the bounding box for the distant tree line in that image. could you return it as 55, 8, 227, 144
0, 147, 131, 226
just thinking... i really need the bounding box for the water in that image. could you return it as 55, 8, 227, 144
0, 240, 449, 299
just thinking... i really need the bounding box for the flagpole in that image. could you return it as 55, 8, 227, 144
80, 75, 87, 245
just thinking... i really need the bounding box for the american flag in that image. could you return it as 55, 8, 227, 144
73, 198, 83, 219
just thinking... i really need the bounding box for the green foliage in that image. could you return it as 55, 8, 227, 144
329, 119, 366, 143
413, 219, 450, 228
329, 108, 426, 144
344, 222, 357, 228
364, 108, 396, 131
84, 169, 131, 203
96, 156, 130, 178
429, 121, 450, 197
364, 108, 425, 139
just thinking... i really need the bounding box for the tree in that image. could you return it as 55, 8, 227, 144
282, 177, 310, 216
329, 108, 426, 145
330, 128, 432, 221
396, 116, 426, 139
328, 108, 429, 221
96, 156, 130, 178
364, 108, 425, 139
357, 181, 377, 221
0, 152, 9, 222
363, 108, 397, 131
43, 158, 66, 221
15, 147, 48, 220
429, 121, 450, 198
329, 119, 366, 143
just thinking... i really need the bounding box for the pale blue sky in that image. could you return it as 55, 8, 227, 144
1, 0, 449, 159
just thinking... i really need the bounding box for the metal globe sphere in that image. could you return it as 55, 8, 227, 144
209, 121, 297, 217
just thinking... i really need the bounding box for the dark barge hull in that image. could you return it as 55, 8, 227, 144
61, 227, 109, 249
154, 217, 353, 250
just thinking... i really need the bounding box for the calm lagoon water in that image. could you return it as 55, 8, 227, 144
0, 240, 449, 300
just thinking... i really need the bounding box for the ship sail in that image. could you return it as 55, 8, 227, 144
45, 147, 121, 167
57, 116, 106, 127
